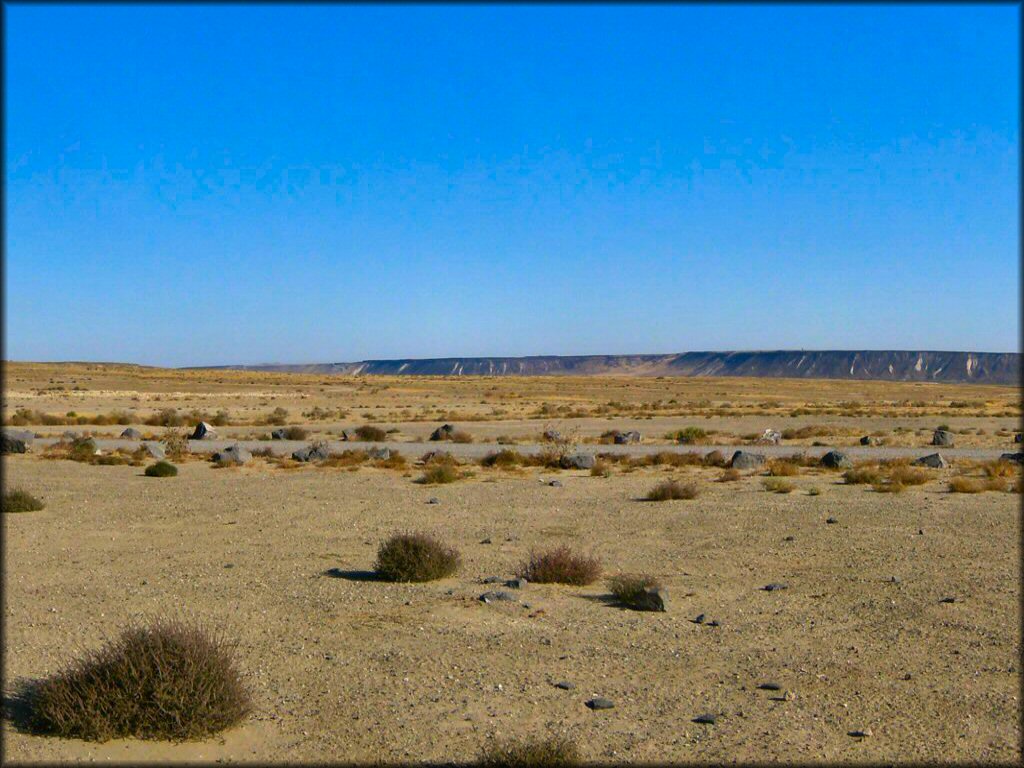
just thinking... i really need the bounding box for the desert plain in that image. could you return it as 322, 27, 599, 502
2, 362, 1021, 763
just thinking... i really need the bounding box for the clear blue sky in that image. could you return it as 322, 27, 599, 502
4, 3, 1019, 366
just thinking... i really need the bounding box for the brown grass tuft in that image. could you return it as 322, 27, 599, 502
645, 479, 699, 501
374, 532, 461, 582
517, 546, 601, 585
480, 735, 581, 766
2, 488, 45, 513
607, 574, 663, 610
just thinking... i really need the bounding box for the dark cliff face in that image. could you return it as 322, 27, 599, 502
204, 351, 1021, 385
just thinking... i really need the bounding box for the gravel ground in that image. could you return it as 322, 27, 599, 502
2, 453, 1019, 763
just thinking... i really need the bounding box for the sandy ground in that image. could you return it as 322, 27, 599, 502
2, 450, 1020, 763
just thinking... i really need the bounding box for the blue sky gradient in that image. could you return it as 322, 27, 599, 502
5, 4, 1020, 366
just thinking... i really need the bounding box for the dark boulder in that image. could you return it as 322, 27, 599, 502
1, 434, 28, 454
429, 424, 455, 441
191, 422, 217, 440
730, 450, 766, 470
212, 444, 251, 464
559, 452, 595, 470
860, 435, 880, 446
120, 427, 142, 439
932, 430, 954, 447
292, 443, 331, 462
999, 452, 1023, 465
913, 453, 948, 469
820, 450, 852, 469
614, 430, 642, 444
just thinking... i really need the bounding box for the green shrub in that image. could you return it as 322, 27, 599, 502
517, 546, 601, 585
375, 532, 461, 582
144, 461, 178, 478
645, 479, 699, 501
2, 488, 45, 513
22, 619, 251, 742
480, 735, 581, 766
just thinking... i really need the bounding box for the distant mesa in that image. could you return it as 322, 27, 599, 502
193, 350, 1019, 385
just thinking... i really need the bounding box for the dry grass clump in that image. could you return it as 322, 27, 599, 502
843, 465, 884, 485
949, 476, 1007, 494
3, 488, 45, 513
480, 449, 526, 468
872, 481, 905, 494
144, 461, 178, 478
717, 468, 741, 482
449, 429, 474, 443
702, 449, 727, 467
21, 619, 251, 742
888, 466, 929, 486
766, 460, 800, 477
982, 459, 1019, 479
417, 464, 461, 485
670, 426, 708, 444
645, 479, 699, 501
590, 459, 611, 477
763, 478, 796, 494
645, 451, 703, 468
374, 451, 407, 469
780, 424, 832, 440
374, 532, 461, 582
354, 425, 387, 442
161, 428, 190, 460
279, 426, 308, 440
517, 546, 601, 585
319, 449, 369, 468
607, 574, 663, 610
479, 735, 581, 766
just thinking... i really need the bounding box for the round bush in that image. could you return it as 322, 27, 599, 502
375, 532, 461, 582
2, 488, 45, 513
25, 620, 251, 741
145, 461, 178, 478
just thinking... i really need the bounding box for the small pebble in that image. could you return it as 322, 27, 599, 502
783, 535, 795, 541
426, 497, 440, 504
783, 691, 795, 701
480, 537, 492, 544
889, 576, 901, 584
587, 697, 614, 710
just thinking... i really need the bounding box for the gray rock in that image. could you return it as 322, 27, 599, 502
757, 429, 782, 445
932, 429, 955, 447
559, 452, 595, 470
191, 422, 216, 440
939, 596, 956, 604
826, 517, 838, 524
730, 450, 766, 470
548, 480, 563, 488
762, 583, 789, 591
706, 620, 720, 627
1015, 433, 1022, 444
614, 430, 641, 444
860, 435, 880, 446
428, 498, 441, 505
0, 434, 28, 454
482, 576, 504, 584
999, 452, 1023, 464
555, 681, 576, 690
820, 450, 852, 469
848, 729, 872, 738
586, 698, 614, 710
3, 429, 35, 443
429, 424, 455, 441
292, 443, 331, 462
693, 713, 718, 724
632, 587, 667, 612
366, 447, 391, 460
120, 427, 142, 439
479, 590, 517, 603
63, 430, 81, 440
142, 442, 165, 460
271, 428, 287, 440
913, 453, 948, 469
212, 444, 251, 464
506, 578, 528, 589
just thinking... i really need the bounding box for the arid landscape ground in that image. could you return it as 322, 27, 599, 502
2, 362, 1021, 763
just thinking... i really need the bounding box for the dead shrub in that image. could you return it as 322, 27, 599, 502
3, 488, 45, 513
717, 468, 741, 482
449, 430, 474, 443
374, 451, 407, 469
645, 479, 699, 501
949, 477, 1006, 493
647, 451, 702, 468
480, 735, 581, 766
702, 449, 727, 468
607, 574, 663, 610
763, 478, 796, 494
481, 449, 525, 468
319, 450, 369, 468
517, 546, 601, 585
872, 481, 905, 494
888, 466, 928, 486
20, 619, 251, 742
280, 426, 308, 440
843, 466, 884, 485
417, 465, 460, 484
590, 460, 611, 477
374, 532, 461, 582
766, 460, 800, 477
982, 460, 1019, 479
354, 425, 387, 442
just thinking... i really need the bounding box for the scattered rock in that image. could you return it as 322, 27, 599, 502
429, 424, 455, 441
340, 430, 353, 442
693, 613, 705, 624
142, 442, 165, 460
271, 428, 288, 440
479, 590, 517, 603
560, 452, 596, 470
190, 422, 216, 440
1015, 433, 1023, 444
0, 434, 28, 454
820, 450, 852, 469
614, 430, 642, 444
292, 443, 331, 462
762, 583, 788, 592
633, 587, 667, 612
889, 576, 901, 584
428, 498, 441, 505
482, 576, 504, 584
783, 535, 795, 542
999, 452, 1023, 464
212, 444, 251, 464
757, 429, 782, 445
848, 729, 872, 738
730, 450, 766, 470
586, 698, 614, 710
554, 681, 576, 690
62, 430, 81, 440
548, 480, 563, 488
692, 713, 718, 724
706, 620, 720, 627
506, 578, 528, 589
826, 517, 838, 525
479, 536, 490, 543
939, 596, 956, 604
120, 427, 142, 439
932, 429, 954, 447
913, 453, 948, 469
860, 435, 880, 446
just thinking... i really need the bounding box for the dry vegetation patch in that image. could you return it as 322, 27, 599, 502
517, 546, 601, 585
645, 479, 699, 501
2, 488, 45, 513
479, 735, 581, 766
374, 533, 461, 582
